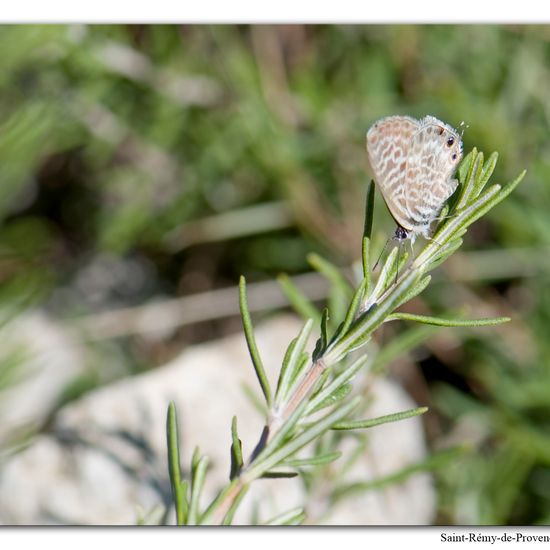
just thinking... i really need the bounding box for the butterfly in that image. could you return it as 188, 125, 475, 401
366, 115, 463, 244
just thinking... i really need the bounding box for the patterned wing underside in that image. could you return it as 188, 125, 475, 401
366, 116, 419, 229
403, 119, 461, 235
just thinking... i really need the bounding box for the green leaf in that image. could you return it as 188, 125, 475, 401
288, 351, 310, 390
313, 308, 330, 361
199, 478, 240, 525
221, 484, 250, 526
260, 471, 298, 478
305, 355, 368, 415
362, 237, 372, 295
416, 181, 509, 267
284, 451, 342, 468
445, 168, 525, 252
264, 507, 306, 526
191, 446, 201, 474
371, 246, 399, 299
458, 148, 476, 185
188, 454, 209, 525
425, 238, 463, 272
230, 416, 244, 480
330, 276, 368, 345
320, 308, 329, 349
308, 368, 331, 402
362, 180, 375, 280
395, 274, 431, 309
166, 402, 188, 526
474, 151, 499, 198
332, 406, 428, 430
455, 150, 484, 211
277, 273, 321, 324
239, 276, 272, 407
386, 312, 510, 327
394, 248, 410, 281
306, 382, 353, 415
136, 505, 166, 526
275, 319, 313, 404
363, 180, 375, 243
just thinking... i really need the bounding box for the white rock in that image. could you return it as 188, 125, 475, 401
0, 311, 84, 444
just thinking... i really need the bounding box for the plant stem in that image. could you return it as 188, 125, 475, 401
209, 479, 247, 525
207, 357, 328, 524
269, 358, 327, 435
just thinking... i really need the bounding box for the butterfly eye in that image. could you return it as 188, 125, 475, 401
446, 137, 455, 147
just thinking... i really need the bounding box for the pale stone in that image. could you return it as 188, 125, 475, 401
0, 314, 434, 525
0, 311, 85, 444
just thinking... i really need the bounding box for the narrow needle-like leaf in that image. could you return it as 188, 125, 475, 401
275, 319, 313, 404
363, 180, 375, 243
261, 471, 298, 478
332, 406, 428, 430
313, 307, 329, 360
386, 312, 511, 327
367, 246, 399, 305
456, 151, 484, 210
199, 479, 240, 525
474, 151, 499, 198
166, 402, 187, 525
306, 383, 353, 415
284, 451, 342, 467
331, 277, 368, 345
239, 276, 272, 407
458, 149, 475, 185
230, 416, 244, 480
306, 354, 368, 415
395, 275, 431, 309
264, 507, 306, 526
362, 180, 375, 281
188, 455, 209, 525
221, 484, 249, 526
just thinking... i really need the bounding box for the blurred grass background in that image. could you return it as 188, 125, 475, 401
0, 24, 548, 525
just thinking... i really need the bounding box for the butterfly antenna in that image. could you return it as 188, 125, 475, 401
373, 236, 392, 271
458, 120, 469, 138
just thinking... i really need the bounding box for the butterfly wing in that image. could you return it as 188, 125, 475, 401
403, 116, 463, 236
366, 116, 420, 230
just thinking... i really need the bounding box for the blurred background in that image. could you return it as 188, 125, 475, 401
0, 24, 548, 525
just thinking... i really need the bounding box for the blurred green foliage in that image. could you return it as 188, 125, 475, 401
0, 24, 549, 524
